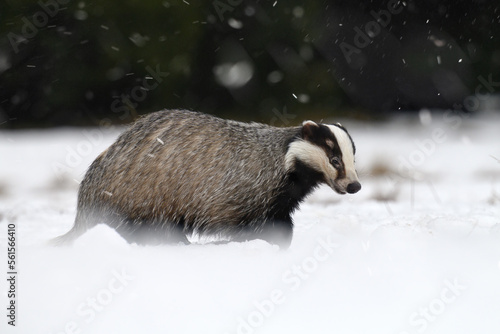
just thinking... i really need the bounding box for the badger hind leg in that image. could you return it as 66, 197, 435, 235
49, 210, 93, 246
49, 224, 89, 246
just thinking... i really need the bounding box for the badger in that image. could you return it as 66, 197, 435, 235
54, 109, 361, 249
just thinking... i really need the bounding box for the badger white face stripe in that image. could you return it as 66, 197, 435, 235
326, 125, 358, 181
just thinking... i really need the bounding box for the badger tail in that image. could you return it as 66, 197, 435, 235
48, 224, 88, 246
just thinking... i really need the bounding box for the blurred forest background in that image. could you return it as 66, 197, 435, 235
1, 0, 499, 128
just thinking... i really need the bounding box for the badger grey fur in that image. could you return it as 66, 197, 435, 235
54, 109, 361, 248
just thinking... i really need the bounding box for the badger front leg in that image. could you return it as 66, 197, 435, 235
258, 219, 293, 249
232, 219, 293, 249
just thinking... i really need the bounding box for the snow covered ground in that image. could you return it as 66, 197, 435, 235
1, 111, 500, 334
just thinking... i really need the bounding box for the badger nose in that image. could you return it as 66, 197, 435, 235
346, 181, 361, 194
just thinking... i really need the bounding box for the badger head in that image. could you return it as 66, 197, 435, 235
285, 120, 361, 194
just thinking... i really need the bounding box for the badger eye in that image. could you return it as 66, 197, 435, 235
330, 157, 341, 168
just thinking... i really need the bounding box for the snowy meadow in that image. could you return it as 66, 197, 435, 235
1, 111, 500, 334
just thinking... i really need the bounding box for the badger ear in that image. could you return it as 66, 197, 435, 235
301, 120, 320, 142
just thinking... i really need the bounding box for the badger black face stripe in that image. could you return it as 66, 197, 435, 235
329, 156, 345, 178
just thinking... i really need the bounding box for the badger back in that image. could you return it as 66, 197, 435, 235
78, 110, 300, 231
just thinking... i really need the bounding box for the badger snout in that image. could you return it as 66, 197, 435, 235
329, 179, 361, 195
346, 181, 361, 194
